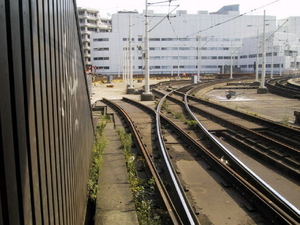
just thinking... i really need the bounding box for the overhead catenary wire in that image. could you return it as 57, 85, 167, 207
185, 0, 280, 38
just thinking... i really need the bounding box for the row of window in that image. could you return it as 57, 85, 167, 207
94, 38, 243, 42
93, 56, 237, 61
93, 47, 109, 51
241, 52, 278, 58
78, 12, 97, 17
94, 46, 237, 51
93, 53, 285, 61
241, 64, 282, 68
122, 37, 241, 42
93, 38, 109, 42
95, 64, 284, 70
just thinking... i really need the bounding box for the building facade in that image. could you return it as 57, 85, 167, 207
90, 5, 300, 76
78, 7, 111, 68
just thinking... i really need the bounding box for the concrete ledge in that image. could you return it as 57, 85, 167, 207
257, 87, 268, 94
126, 88, 135, 94
141, 93, 154, 101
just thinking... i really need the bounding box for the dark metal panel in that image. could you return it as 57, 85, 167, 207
55, 0, 68, 223
47, 0, 60, 223
24, 0, 43, 223
7, 0, 35, 223
1, 0, 95, 224
52, 0, 64, 223
0, 1, 22, 224
31, 0, 50, 223
40, 0, 55, 223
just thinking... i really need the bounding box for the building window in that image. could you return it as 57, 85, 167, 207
94, 57, 109, 60
149, 47, 160, 50
123, 38, 135, 41
150, 66, 161, 69
93, 38, 109, 42
96, 66, 110, 70
88, 27, 97, 32
150, 56, 160, 60
93, 47, 109, 51
149, 38, 160, 41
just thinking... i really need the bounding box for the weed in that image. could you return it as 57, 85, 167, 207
185, 120, 198, 129
172, 112, 184, 120
117, 128, 162, 224
88, 117, 109, 202
282, 114, 290, 125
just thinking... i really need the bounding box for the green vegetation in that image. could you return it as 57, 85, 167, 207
282, 114, 290, 125
161, 101, 169, 112
117, 127, 162, 225
166, 109, 198, 130
88, 115, 109, 202
248, 112, 259, 117
185, 120, 198, 129
172, 112, 184, 120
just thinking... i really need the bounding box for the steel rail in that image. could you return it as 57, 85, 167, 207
101, 98, 183, 225
156, 92, 199, 225
122, 96, 199, 224
125, 93, 300, 224
174, 89, 300, 134
183, 88, 300, 224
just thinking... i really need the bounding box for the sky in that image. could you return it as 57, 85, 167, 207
76, 0, 299, 20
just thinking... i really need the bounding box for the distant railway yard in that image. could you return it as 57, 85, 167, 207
93, 76, 300, 225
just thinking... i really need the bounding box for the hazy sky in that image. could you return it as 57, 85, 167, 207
76, 0, 298, 19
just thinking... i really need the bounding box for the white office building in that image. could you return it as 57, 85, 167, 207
78, 7, 111, 68
90, 5, 300, 76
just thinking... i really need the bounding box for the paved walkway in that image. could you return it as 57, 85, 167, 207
94, 116, 139, 225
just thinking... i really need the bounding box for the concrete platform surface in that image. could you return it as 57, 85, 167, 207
95, 121, 139, 225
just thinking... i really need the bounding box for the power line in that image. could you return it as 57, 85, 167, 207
185, 0, 280, 38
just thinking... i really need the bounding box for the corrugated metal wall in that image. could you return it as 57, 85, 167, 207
0, 0, 94, 224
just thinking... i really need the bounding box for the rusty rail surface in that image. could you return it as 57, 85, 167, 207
101, 98, 184, 225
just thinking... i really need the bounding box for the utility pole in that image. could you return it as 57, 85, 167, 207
254, 29, 260, 85
141, 0, 154, 100
257, 10, 268, 94
197, 35, 201, 81
270, 38, 274, 79
127, 14, 135, 93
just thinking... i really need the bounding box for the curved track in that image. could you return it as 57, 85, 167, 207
266, 76, 300, 99
100, 79, 300, 224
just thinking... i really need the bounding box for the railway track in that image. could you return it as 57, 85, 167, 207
153, 89, 300, 181
102, 98, 197, 225
266, 76, 300, 99
100, 79, 300, 224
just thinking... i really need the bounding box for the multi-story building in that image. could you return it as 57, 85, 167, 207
90, 5, 300, 76
77, 7, 111, 68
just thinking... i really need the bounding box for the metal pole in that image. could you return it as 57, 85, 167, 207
129, 14, 133, 88
230, 52, 233, 79
271, 38, 274, 79
260, 10, 266, 88
177, 46, 180, 77
144, 0, 150, 94
279, 45, 283, 76
197, 35, 201, 81
255, 29, 259, 81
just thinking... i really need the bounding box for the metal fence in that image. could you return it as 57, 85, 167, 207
0, 0, 94, 224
